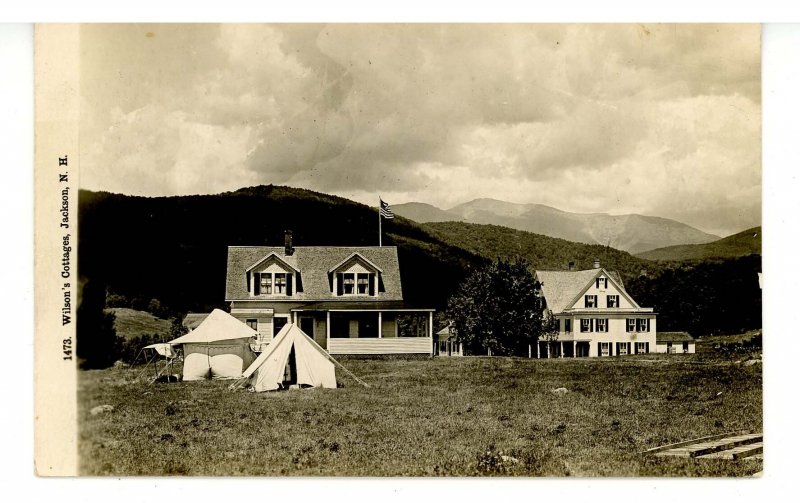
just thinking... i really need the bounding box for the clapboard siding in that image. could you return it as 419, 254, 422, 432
328, 337, 432, 354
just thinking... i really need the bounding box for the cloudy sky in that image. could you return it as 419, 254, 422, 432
79, 24, 760, 236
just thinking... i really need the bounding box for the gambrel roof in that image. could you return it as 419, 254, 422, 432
534, 268, 631, 314
226, 246, 403, 301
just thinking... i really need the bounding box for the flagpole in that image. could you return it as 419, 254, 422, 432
378, 197, 382, 247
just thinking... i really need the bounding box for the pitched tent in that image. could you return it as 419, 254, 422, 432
241, 323, 337, 392
169, 309, 258, 381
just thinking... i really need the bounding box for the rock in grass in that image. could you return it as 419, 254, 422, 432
551, 387, 569, 395
90, 404, 114, 415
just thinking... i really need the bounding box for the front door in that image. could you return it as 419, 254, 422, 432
299, 316, 314, 338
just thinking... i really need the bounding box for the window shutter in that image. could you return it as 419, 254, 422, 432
369, 273, 375, 296
336, 273, 343, 296
634, 342, 638, 354
615, 342, 619, 355
286, 274, 293, 296
597, 342, 601, 356
627, 342, 631, 355
254, 273, 261, 295
645, 342, 650, 353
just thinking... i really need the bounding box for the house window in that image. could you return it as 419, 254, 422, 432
564, 319, 572, 333
636, 319, 650, 332
274, 273, 287, 294
607, 295, 619, 308
683, 342, 689, 353
600, 342, 610, 356
596, 277, 608, 289
626, 319, 636, 332
245, 319, 258, 331
255, 271, 292, 296
342, 273, 355, 295
260, 274, 272, 295
357, 273, 370, 294
595, 319, 608, 332
618, 343, 628, 355
584, 295, 598, 308
580, 319, 593, 333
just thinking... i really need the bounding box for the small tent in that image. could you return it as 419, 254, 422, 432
241, 323, 337, 392
169, 309, 258, 381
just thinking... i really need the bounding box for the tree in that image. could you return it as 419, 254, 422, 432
446, 258, 545, 356
76, 279, 122, 369
169, 314, 188, 340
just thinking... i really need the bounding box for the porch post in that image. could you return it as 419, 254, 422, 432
573, 341, 577, 358
428, 312, 434, 356
378, 311, 382, 338
560, 341, 564, 358
326, 311, 331, 350
528, 344, 532, 358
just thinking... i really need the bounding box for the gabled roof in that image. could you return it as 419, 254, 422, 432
327, 252, 384, 274
535, 269, 599, 313
535, 268, 635, 313
245, 252, 300, 273
562, 268, 640, 311
657, 332, 694, 343
226, 246, 403, 301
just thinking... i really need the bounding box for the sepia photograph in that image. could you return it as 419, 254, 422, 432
33, 22, 762, 477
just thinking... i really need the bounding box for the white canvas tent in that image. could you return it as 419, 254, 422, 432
169, 309, 258, 381
240, 323, 337, 392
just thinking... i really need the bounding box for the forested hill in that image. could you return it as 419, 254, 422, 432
78, 185, 484, 313
635, 227, 762, 261
423, 221, 655, 285
79, 185, 761, 337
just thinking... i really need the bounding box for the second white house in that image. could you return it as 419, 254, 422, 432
534, 261, 656, 358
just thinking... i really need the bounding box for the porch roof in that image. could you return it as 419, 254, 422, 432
290, 300, 435, 312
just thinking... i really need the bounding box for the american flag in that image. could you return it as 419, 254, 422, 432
380, 198, 394, 219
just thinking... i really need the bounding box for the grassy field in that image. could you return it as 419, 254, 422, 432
108, 308, 171, 340
78, 352, 762, 476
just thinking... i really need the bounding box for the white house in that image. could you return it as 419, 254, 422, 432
534, 261, 657, 358
655, 332, 695, 354
225, 231, 435, 355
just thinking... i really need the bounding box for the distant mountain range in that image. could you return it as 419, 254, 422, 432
393, 198, 720, 254
634, 226, 761, 261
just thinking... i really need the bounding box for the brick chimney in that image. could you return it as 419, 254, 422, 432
593, 258, 601, 269
284, 230, 294, 256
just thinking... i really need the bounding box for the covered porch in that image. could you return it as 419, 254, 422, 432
534, 339, 592, 358
290, 301, 435, 355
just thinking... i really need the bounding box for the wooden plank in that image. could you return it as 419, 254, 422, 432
655, 433, 762, 458
643, 430, 750, 455
696, 443, 763, 460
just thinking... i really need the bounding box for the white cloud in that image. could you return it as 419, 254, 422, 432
78, 24, 761, 236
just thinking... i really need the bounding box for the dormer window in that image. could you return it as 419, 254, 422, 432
357, 274, 370, 294
274, 273, 287, 294
336, 272, 375, 296
342, 273, 355, 295
584, 295, 598, 308
260, 274, 272, 294
254, 271, 292, 296
596, 277, 607, 289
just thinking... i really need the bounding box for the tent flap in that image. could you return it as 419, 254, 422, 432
244, 323, 337, 392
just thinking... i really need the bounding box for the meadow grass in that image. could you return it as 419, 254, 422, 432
78, 352, 762, 476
